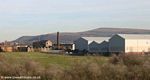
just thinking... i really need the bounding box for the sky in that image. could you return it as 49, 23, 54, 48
0, 0, 150, 41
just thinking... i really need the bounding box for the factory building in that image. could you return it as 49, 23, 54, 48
33, 40, 52, 48
109, 34, 150, 54
74, 37, 110, 52
89, 40, 109, 53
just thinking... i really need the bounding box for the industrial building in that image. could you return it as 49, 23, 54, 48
74, 37, 110, 52
1, 46, 14, 52
0, 41, 15, 52
16, 45, 29, 52
33, 40, 52, 48
109, 34, 150, 54
53, 43, 75, 50
89, 40, 109, 53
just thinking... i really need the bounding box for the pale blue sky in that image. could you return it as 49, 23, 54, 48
0, 0, 150, 41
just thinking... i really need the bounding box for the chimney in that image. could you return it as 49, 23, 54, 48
57, 32, 60, 49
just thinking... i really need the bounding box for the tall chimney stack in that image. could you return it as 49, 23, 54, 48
57, 32, 60, 50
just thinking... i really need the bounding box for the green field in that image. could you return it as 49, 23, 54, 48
0, 52, 109, 68
0, 52, 149, 80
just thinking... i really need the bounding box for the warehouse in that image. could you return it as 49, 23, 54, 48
89, 38, 109, 53
109, 34, 150, 54
74, 37, 110, 52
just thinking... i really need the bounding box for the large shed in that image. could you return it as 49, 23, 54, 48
74, 37, 110, 52
89, 38, 110, 53
109, 34, 150, 54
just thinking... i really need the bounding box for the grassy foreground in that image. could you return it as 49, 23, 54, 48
0, 52, 108, 68
0, 52, 150, 80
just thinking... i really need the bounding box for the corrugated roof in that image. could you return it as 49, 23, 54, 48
82, 37, 110, 44
118, 34, 150, 39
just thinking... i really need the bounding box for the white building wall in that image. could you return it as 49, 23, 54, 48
72, 44, 75, 50
125, 39, 150, 53
45, 40, 53, 48
138, 40, 150, 52
125, 39, 138, 53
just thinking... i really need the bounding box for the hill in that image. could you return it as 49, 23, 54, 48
13, 28, 150, 44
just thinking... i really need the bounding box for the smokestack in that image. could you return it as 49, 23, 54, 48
57, 32, 60, 49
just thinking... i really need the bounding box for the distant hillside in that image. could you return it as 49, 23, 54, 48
13, 28, 150, 44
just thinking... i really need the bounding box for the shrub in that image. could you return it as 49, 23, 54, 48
0, 53, 149, 80
109, 54, 146, 66
43, 64, 64, 80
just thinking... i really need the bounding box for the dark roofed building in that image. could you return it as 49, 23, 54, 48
33, 40, 52, 48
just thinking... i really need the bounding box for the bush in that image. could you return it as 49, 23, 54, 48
109, 54, 146, 66
109, 54, 150, 80
0, 53, 149, 80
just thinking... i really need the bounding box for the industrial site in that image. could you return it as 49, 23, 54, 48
0, 0, 149, 79
0, 28, 150, 80
1, 31, 150, 56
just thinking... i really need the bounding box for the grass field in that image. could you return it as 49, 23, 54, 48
0, 52, 149, 80
0, 52, 109, 68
